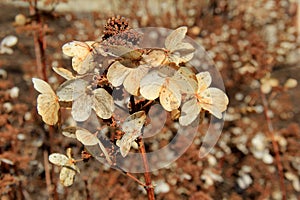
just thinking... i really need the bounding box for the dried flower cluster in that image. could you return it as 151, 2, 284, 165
32, 23, 229, 186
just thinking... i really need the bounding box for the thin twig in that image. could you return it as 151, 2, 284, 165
260, 90, 286, 200
114, 166, 147, 187
29, 1, 47, 81
137, 138, 155, 200
43, 150, 53, 200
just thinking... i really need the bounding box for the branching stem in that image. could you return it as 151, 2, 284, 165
261, 90, 286, 200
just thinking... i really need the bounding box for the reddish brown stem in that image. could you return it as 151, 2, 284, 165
29, 2, 57, 200
43, 150, 52, 197
261, 90, 286, 200
29, 1, 47, 81
125, 172, 148, 188
137, 138, 155, 200
115, 165, 148, 187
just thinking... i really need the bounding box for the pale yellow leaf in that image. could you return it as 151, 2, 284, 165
71, 94, 92, 121
165, 26, 188, 52
159, 79, 182, 111
123, 65, 149, 95
107, 61, 130, 87
62, 41, 95, 74
92, 88, 114, 119
179, 98, 201, 126
62, 126, 77, 138
32, 78, 55, 95
59, 165, 76, 187
76, 129, 98, 146
49, 153, 69, 166
56, 79, 77, 102
116, 137, 132, 157
32, 78, 59, 125
172, 67, 198, 93
143, 50, 166, 67
37, 94, 59, 125
52, 67, 75, 80
140, 70, 165, 100
117, 111, 146, 157
199, 88, 229, 119
196, 72, 212, 92
122, 111, 146, 134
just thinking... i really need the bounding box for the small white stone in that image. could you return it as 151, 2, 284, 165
235, 93, 244, 101
241, 165, 252, 173
250, 80, 260, 89
237, 174, 252, 189
284, 78, 297, 89
24, 112, 32, 121
262, 153, 274, 164
285, 172, 300, 192
252, 150, 264, 159
251, 133, 266, 151
254, 105, 264, 113
3, 102, 13, 113
180, 173, 192, 181
9, 87, 19, 98
275, 135, 287, 149
207, 155, 217, 166
17, 133, 26, 141
0, 69, 7, 79
0, 158, 14, 165
215, 150, 224, 158
272, 190, 282, 200
15, 14, 27, 26
154, 180, 170, 194
201, 174, 214, 187
169, 177, 177, 186
231, 127, 242, 135
237, 144, 249, 154
1, 35, 18, 47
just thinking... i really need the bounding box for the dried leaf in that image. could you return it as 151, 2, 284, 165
92, 88, 114, 119
49, 150, 80, 187
49, 153, 68, 166
62, 41, 96, 74
52, 67, 75, 80
75, 129, 99, 146
164, 26, 195, 64
117, 111, 146, 157
62, 126, 77, 138
107, 61, 149, 95
32, 78, 59, 125
179, 71, 229, 126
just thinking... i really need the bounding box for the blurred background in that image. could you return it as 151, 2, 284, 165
0, 0, 300, 199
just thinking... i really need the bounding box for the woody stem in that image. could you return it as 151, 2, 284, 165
137, 137, 155, 200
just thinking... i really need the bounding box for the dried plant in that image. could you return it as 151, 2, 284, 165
32, 17, 229, 199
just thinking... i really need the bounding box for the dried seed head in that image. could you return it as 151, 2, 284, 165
102, 16, 130, 40
102, 16, 142, 50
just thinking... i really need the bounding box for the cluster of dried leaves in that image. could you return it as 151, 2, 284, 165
32, 23, 229, 186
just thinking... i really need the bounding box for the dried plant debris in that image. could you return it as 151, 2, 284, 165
0, 35, 18, 54
49, 148, 80, 187
2, 1, 300, 199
